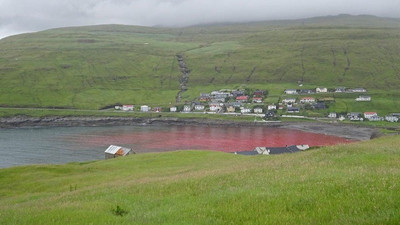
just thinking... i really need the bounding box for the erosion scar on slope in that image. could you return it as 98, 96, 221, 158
176, 54, 191, 103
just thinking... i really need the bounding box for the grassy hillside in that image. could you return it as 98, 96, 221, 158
0, 135, 399, 224
1, 15, 400, 110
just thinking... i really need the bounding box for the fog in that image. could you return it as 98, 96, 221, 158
0, 0, 399, 38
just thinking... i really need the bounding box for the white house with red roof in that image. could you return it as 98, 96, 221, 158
364, 112, 378, 119
209, 103, 222, 112
236, 95, 249, 102
300, 97, 315, 104
252, 97, 263, 103
122, 105, 134, 111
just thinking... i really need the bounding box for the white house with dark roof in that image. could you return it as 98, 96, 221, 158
351, 88, 367, 93
268, 105, 277, 110
170, 106, 177, 112
253, 108, 263, 114
282, 98, 296, 104
183, 105, 191, 112
284, 89, 297, 94
328, 112, 337, 118
385, 116, 399, 122
356, 96, 371, 102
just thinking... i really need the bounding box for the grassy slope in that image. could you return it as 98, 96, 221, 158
0, 135, 399, 224
1, 15, 400, 112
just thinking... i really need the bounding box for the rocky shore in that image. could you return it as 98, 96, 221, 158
0, 115, 377, 140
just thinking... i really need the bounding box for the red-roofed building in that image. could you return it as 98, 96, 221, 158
122, 105, 134, 111
252, 97, 263, 103
236, 95, 249, 102
300, 97, 315, 103
364, 112, 378, 119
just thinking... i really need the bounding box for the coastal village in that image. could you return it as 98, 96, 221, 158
114, 86, 400, 123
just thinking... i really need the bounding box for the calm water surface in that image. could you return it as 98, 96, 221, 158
0, 125, 353, 168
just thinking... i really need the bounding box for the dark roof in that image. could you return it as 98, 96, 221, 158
287, 107, 300, 112
265, 146, 300, 154
235, 151, 259, 156
236, 145, 303, 156
312, 102, 326, 109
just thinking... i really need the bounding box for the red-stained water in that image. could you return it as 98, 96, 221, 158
66, 125, 353, 153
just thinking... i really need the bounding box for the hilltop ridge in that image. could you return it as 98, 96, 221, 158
1, 14, 400, 111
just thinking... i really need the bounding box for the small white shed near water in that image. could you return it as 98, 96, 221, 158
105, 145, 133, 159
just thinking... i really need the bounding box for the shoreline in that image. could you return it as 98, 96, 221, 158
0, 115, 378, 140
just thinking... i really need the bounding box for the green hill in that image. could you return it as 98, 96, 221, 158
0, 135, 399, 224
1, 15, 400, 110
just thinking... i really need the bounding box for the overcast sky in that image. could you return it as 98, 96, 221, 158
1, 0, 399, 39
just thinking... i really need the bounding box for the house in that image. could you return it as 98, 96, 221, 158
364, 112, 378, 119
254, 108, 263, 114
300, 97, 315, 104
211, 92, 229, 99
356, 95, 371, 102
287, 107, 300, 113
312, 102, 326, 110
368, 116, 384, 121
316, 87, 328, 93
209, 104, 222, 112
235, 145, 309, 156
339, 115, 346, 121
391, 113, 400, 117
328, 112, 337, 118
351, 88, 367, 93
183, 105, 191, 112
348, 112, 363, 121
335, 87, 346, 93
200, 93, 210, 97
140, 105, 149, 112
170, 106, 177, 112
252, 97, 263, 103
385, 116, 399, 122
105, 145, 132, 159
240, 107, 251, 114
253, 90, 265, 96
299, 89, 315, 94
319, 97, 335, 102
282, 98, 296, 104
230, 101, 242, 107
211, 97, 226, 103
114, 105, 122, 110
284, 89, 297, 94
268, 105, 277, 110
264, 111, 275, 119
122, 105, 134, 111
194, 104, 205, 111
236, 95, 249, 102
199, 96, 210, 102
231, 90, 245, 97
153, 107, 162, 112
226, 105, 236, 113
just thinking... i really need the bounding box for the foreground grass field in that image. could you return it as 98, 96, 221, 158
0, 135, 399, 224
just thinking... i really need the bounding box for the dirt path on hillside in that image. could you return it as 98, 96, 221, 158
176, 54, 190, 103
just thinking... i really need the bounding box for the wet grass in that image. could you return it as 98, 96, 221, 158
0, 135, 399, 224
